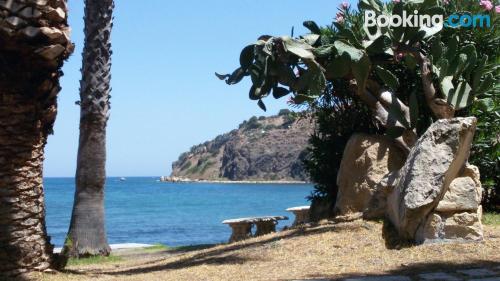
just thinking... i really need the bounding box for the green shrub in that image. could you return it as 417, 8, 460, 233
218, 0, 499, 211
304, 81, 380, 202
278, 109, 292, 116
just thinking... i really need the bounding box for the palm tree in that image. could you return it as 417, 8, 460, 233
63, 0, 114, 258
0, 0, 73, 278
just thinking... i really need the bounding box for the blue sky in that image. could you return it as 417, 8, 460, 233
44, 0, 347, 177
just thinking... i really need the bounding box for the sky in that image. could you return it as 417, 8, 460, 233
44, 0, 349, 177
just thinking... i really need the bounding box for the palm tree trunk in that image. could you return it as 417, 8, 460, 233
63, 0, 114, 258
0, 92, 55, 278
0, 0, 73, 277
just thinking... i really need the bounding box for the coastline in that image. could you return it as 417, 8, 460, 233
53, 243, 154, 254
159, 176, 310, 185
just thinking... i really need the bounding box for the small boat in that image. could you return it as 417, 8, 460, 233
119, 177, 127, 181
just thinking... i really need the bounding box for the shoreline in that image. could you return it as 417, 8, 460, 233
53, 243, 154, 254
159, 176, 311, 185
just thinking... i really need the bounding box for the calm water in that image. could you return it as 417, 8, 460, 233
44, 177, 313, 247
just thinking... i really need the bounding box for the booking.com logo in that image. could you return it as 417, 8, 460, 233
364, 10, 491, 38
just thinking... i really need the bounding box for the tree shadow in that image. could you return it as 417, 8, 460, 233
168, 244, 216, 254
62, 222, 369, 277
299, 260, 500, 281
381, 219, 414, 250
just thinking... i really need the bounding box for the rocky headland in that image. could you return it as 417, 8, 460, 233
167, 110, 314, 182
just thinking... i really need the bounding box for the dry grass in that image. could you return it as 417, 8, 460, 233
37, 221, 500, 281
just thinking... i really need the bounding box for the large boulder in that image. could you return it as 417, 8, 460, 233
335, 134, 406, 216
435, 173, 481, 212
415, 164, 484, 244
386, 117, 482, 242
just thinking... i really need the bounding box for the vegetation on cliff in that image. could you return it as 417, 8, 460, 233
170, 110, 313, 181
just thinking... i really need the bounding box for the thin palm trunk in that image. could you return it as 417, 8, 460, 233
63, 0, 114, 258
0, 0, 72, 278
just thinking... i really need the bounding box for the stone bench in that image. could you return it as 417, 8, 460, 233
222, 216, 288, 243
286, 206, 310, 226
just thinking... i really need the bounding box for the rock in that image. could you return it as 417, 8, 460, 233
435, 176, 481, 212
416, 213, 443, 241
462, 164, 482, 192
386, 117, 478, 241
443, 208, 483, 241
365, 169, 401, 219
416, 207, 484, 244
335, 134, 405, 216
171, 113, 314, 181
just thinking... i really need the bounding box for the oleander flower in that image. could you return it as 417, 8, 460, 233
340, 1, 350, 9
480, 0, 494, 11
496, 5, 500, 13
336, 12, 345, 23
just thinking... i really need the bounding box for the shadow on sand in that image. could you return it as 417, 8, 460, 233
304, 260, 500, 281
60, 222, 499, 281
62, 223, 367, 277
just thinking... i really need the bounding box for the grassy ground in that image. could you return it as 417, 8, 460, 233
483, 212, 500, 226
36, 216, 500, 281
67, 256, 123, 267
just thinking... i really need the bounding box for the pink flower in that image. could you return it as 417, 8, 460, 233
496, 5, 500, 13
443, 0, 449, 4
480, 0, 494, 11
393, 0, 401, 3
336, 12, 345, 23
340, 1, 350, 9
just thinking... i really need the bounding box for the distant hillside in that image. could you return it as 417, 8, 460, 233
170, 110, 314, 181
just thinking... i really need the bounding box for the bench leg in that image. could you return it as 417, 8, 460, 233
229, 223, 252, 243
255, 221, 276, 236
293, 211, 310, 226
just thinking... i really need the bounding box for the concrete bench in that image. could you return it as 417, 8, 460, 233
286, 206, 310, 226
222, 216, 288, 243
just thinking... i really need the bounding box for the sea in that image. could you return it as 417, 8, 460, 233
44, 177, 313, 247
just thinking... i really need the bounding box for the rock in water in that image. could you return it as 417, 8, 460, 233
335, 134, 405, 217
386, 117, 483, 243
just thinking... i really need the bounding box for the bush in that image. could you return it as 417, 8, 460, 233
469, 97, 500, 212
219, 0, 499, 211
304, 80, 380, 204
278, 109, 292, 116
243, 116, 262, 130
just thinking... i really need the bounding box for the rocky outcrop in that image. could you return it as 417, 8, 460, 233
384, 117, 483, 243
335, 134, 406, 216
170, 111, 314, 181
415, 164, 484, 244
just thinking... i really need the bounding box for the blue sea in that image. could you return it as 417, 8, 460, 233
44, 177, 313, 247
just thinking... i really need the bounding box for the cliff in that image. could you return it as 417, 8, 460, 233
170, 110, 314, 181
